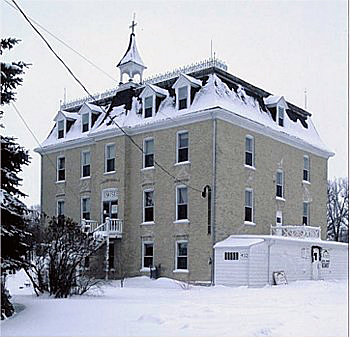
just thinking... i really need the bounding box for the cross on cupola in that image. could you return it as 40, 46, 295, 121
117, 15, 146, 84
129, 14, 137, 34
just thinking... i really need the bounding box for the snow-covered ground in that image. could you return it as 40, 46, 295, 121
1, 269, 348, 336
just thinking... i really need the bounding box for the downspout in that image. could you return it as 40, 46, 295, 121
267, 239, 275, 285
211, 111, 217, 285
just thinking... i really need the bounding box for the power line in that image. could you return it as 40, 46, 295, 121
2, 0, 117, 83
11, 0, 203, 194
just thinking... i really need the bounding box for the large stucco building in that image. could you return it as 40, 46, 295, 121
35, 25, 333, 283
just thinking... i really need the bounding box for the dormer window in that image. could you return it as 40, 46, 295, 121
144, 96, 153, 118
178, 86, 188, 110
57, 120, 65, 139
82, 113, 89, 132
172, 73, 202, 111
278, 106, 284, 127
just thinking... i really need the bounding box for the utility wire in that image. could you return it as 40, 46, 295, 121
11, 0, 203, 194
2, 0, 117, 83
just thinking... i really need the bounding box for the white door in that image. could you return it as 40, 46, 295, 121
311, 246, 321, 280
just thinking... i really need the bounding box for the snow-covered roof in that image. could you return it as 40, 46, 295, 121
172, 73, 202, 89
36, 72, 333, 159
214, 237, 263, 248
84, 102, 105, 113
117, 33, 145, 68
140, 84, 169, 98
264, 95, 283, 106
53, 110, 78, 122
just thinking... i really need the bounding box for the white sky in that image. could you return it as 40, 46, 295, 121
0, 0, 348, 207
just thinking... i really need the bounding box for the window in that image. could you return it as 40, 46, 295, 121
82, 113, 89, 132
81, 197, 90, 220
81, 151, 90, 178
177, 131, 189, 163
176, 186, 188, 220
303, 155, 310, 182
143, 138, 154, 168
224, 252, 239, 260
144, 96, 153, 118
178, 86, 188, 110
245, 136, 254, 167
176, 241, 188, 270
144, 190, 154, 222
57, 200, 64, 216
302, 202, 309, 225
278, 106, 284, 127
109, 243, 114, 269
142, 242, 153, 268
276, 170, 284, 198
245, 189, 253, 223
57, 156, 65, 181
105, 144, 115, 173
57, 120, 64, 139
276, 210, 282, 226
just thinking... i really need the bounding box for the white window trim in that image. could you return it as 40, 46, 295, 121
57, 199, 65, 217
244, 188, 255, 225
245, 135, 255, 168
276, 210, 283, 226
176, 130, 189, 164
81, 112, 90, 133
104, 143, 116, 174
56, 156, 65, 182
175, 85, 191, 110
276, 169, 284, 199
142, 95, 156, 118
57, 119, 66, 139
81, 150, 91, 179
174, 240, 188, 272
143, 188, 155, 223
141, 240, 154, 270
176, 185, 189, 222
143, 137, 155, 169
81, 196, 91, 221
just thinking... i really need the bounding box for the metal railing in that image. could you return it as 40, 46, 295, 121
270, 225, 321, 240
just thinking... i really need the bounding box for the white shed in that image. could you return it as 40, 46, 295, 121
214, 227, 348, 287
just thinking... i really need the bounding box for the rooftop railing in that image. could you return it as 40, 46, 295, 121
270, 225, 321, 240
60, 57, 228, 110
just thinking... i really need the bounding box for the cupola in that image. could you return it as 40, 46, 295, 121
117, 18, 146, 84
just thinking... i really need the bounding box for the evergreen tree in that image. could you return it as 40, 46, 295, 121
1, 38, 30, 320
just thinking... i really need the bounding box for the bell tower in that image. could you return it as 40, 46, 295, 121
117, 16, 146, 84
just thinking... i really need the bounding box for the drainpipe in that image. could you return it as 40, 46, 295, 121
211, 111, 217, 285
105, 218, 110, 281
267, 239, 275, 285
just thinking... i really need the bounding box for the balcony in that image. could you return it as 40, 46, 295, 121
81, 218, 123, 239
270, 225, 321, 240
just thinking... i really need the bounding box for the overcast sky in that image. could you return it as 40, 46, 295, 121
1, 0, 348, 207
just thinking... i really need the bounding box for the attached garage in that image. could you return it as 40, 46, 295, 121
214, 234, 348, 287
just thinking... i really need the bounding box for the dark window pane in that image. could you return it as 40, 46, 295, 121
145, 244, 153, 256
83, 212, 90, 220
58, 169, 65, 181
109, 243, 114, 269
245, 207, 252, 222
144, 207, 154, 222
107, 158, 115, 172
83, 165, 90, 177
178, 205, 187, 220
276, 185, 283, 198
245, 152, 253, 166
178, 148, 188, 162
302, 216, 308, 225
58, 129, 64, 139
179, 98, 187, 110
145, 107, 152, 118
82, 123, 89, 132
145, 154, 154, 167
177, 257, 187, 269
144, 257, 153, 268
303, 169, 308, 181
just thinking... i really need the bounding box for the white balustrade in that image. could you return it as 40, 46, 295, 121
270, 225, 321, 240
